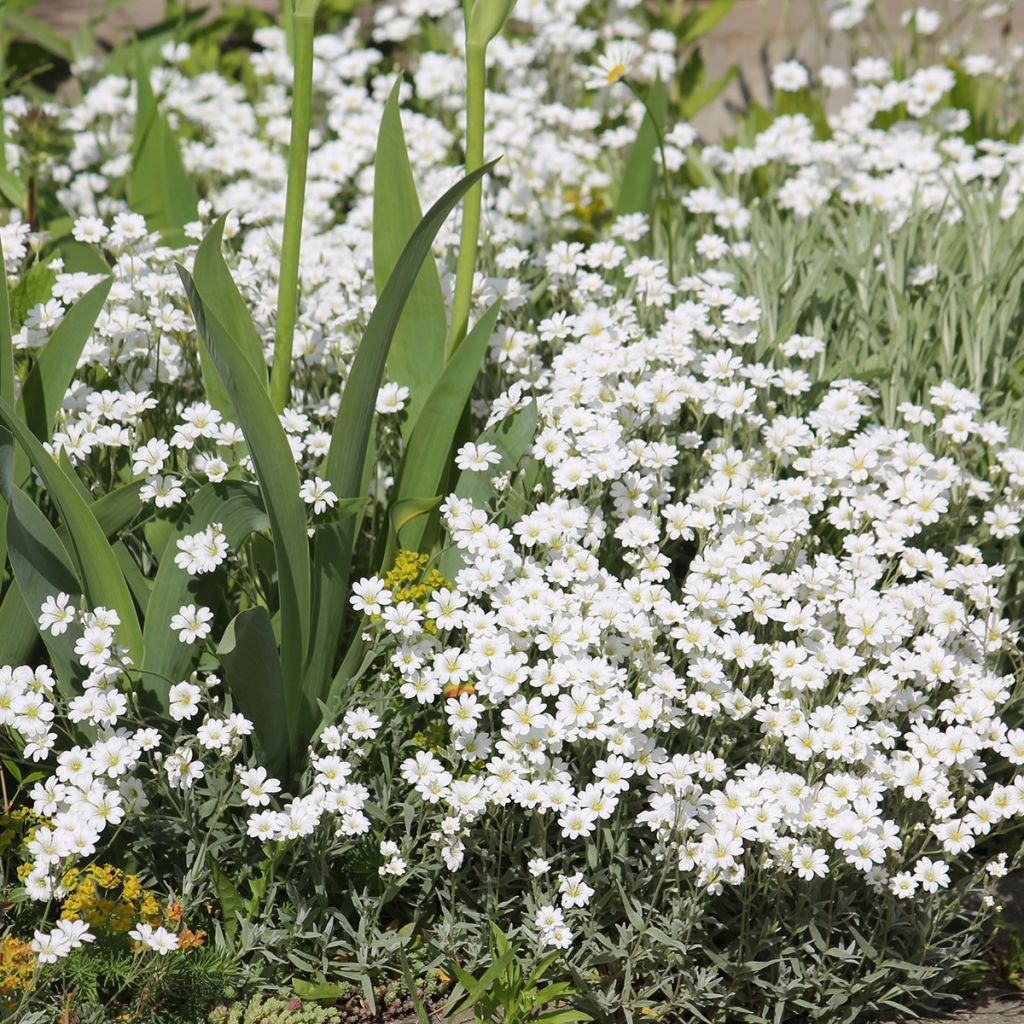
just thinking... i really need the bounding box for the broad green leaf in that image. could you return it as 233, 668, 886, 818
8, 261, 56, 330
5, 488, 85, 695
305, 160, 497, 717
382, 495, 442, 572
192, 215, 267, 403
0, 170, 27, 210
217, 607, 290, 778
292, 980, 350, 1002
208, 858, 246, 944
56, 239, 111, 275
0, 583, 41, 669
178, 267, 310, 738
142, 481, 269, 702
1, 431, 85, 695
20, 277, 112, 442
677, 0, 737, 43
0, 406, 142, 663
373, 77, 447, 437
678, 48, 739, 120
129, 54, 199, 237
615, 77, 668, 217
393, 299, 501, 552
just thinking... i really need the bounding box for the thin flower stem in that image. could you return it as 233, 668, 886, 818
270, 4, 316, 412
448, 40, 487, 356
625, 79, 675, 283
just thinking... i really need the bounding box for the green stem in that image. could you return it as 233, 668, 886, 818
626, 80, 675, 283
448, 40, 487, 355
270, 5, 316, 412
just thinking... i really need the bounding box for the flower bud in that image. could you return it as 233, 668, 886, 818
467, 0, 516, 48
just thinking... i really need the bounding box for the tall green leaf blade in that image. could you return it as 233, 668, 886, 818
177, 267, 311, 737
193, 215, 267, 387
0, 245, 15, 580
20, 277, 112, 441
5, 487, 86, 694
304, 160, 496, 716
373, 78, 447, 437
217, 607, 290, 778
393, 299, 501, 552
142, 481, 270, 703
0, 407, 143, 663
615, 77, 667, 217
129, 54, 199, 237
677, 0, 737, 43
0, 584, 41, 670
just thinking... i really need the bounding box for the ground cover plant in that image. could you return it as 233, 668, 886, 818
1, 0, 1024, 1020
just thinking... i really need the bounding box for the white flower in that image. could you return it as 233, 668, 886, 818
376, 382, 410, 414
139, 474, 186, 508
771, 60, 810, 92
586, 41, 643, 89
455, 442, 502, 472
39, 593, 76, 636
300, 476, 338, 515
168, 681, 202, 721
169, 604, 214, 645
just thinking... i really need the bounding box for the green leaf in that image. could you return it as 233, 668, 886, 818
142, 481, 268, 703
0, 407, 142, 663
8, 261, 56, 329
677, 0, 737, 43
678, 49, 739, 120
217, 607, 290, 778
178, 266, 310, 742
373, 77, 448, 438
305, 159, 497, 718
0, 582, 42, 669
1, 430, 84, 693
292, 980, 350, 1002
56, 239, 111, 276
192, 215, 267, 404
208, 859, 246, 945
0, 243, 15, 578
20, 277, 112, 442
381, 495, 442, 573
129, 53, 199, 238
0, 170, 27, 210
5, 11, 74, 61
393, 299, 501, 552
615, 76, 668, 217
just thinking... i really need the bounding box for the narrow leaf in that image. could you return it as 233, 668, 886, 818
129, 53, 199, 237
142, 482, 269, 703
217, 607, 290, 778
20, 277, 112, 441
305, 160, 497, 717
373, 77, 447, 437
615, 77, 668, 217
178, 267, 310, 739
393, 299, 501, 553
0, 408, 142, 662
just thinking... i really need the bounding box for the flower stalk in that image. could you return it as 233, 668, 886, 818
448, 0, 513, 355
271, 0, 320, 411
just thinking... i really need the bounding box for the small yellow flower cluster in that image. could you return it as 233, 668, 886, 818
60, 864, 164, 935
0, 807, 47, 855
0, 934, 35, 1008
383, 550, 450, 632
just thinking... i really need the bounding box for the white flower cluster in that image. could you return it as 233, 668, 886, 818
346, 263, 1024, 921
